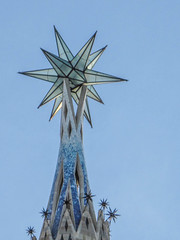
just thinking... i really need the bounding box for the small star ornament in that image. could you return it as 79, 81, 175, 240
106, 207, 120, 223
19, 26, 127, 126
63, 197, 71, 207
40, 207, 51, 219
26, 226, 35, 236
83, 190, 95, 202
99, 198, 109, 210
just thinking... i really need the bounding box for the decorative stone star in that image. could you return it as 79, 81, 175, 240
106, 207, 120, 223
99, 198, 109, 210
26, 226, 35, 236
83, 190, 95, 202
19, 26, 127, 126
63, 197, 71, 207
40, 207, 51, 219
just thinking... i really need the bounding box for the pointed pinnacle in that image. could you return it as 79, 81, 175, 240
40, 47, 46, 54
87, 31, 97, 43
53, 25, 57, 32
102, 45, 107, 51
18, 71, 27, 75
38, 99, 46, 108
89, 121, 93, 128
38, 98, 48, 108
99, 98, 104, 104
49, 111, 54, 121
41, 48, 54, 57
40, 48, 51, 61
54, 25, 60, 36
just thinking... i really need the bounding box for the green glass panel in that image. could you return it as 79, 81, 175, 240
87, 85, 103, 103
42, 49, 71, 76
71, 92, 79, 104
54, 27, 74, 61
84, 69, 127, 85
75, 70, 85, 80
84, 98, 92, 126
60, 63, 72, 76
71, 32, 96, 69
50, 96, 63, 120
69, 79, 84, 88
71, 86, 81, 94
21, 68, 58, 83
39, 79, 63, 106
76, 88, 80, 99
86, 46, 106, 70
75, 35, 95, 71
68, 70, 84, 83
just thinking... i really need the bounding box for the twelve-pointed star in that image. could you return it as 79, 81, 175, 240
19, 27, 127, 126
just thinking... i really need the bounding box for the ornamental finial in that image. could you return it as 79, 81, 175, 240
19, 27, 127, 126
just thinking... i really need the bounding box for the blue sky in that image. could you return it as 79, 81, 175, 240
0, 0, 180, 239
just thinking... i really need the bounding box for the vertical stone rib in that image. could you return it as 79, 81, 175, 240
76, 85, 87, 132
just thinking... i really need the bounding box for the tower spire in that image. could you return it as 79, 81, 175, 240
20, 27, 125, 240
39, 78, 98, 240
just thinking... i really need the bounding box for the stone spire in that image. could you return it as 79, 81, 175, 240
39, 79, 110, 240
20, 27, 126, 240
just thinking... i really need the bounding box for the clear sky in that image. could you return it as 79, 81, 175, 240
0, 0, 180, 239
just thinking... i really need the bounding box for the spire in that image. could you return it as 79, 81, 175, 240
21, 27, 125, 240
43, 78, 97, 239
37, 78, 101, 240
